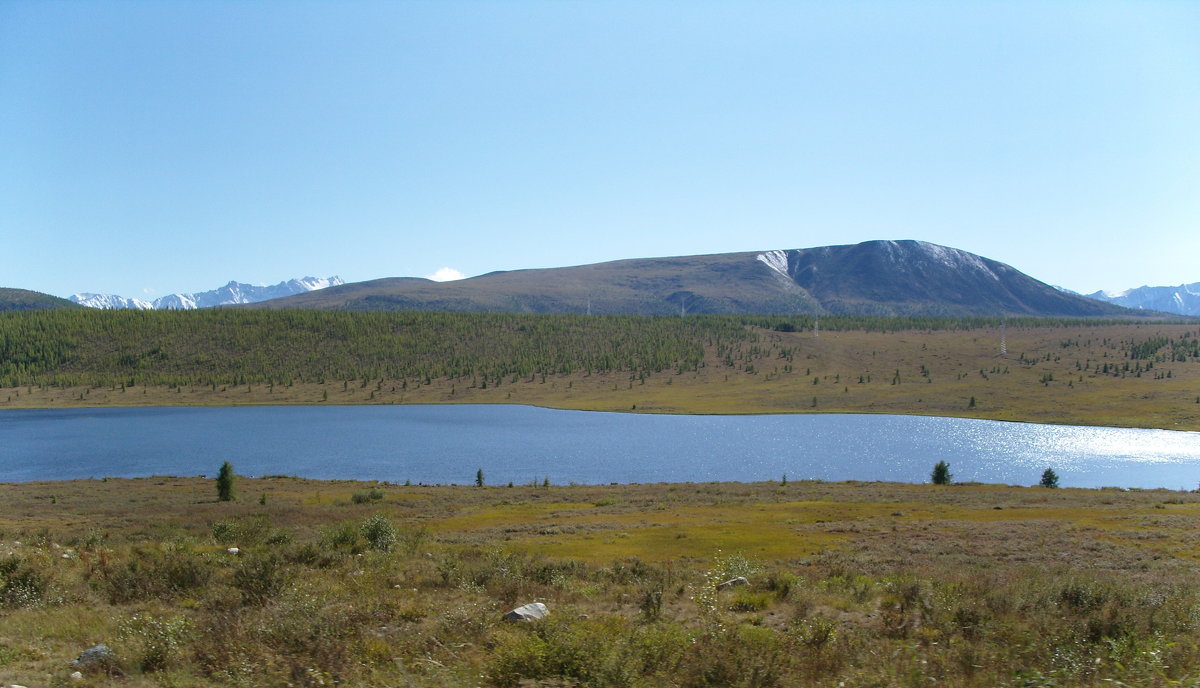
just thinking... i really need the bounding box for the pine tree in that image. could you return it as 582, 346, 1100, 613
217, 461, 236, 502
931, 461, 952, 485
475, 468, 485, 487
1039, 468, 1059, 488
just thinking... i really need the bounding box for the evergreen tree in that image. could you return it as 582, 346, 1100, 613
931, 460, 952, 485
1039, 468, 1059, 488
217, 461, 236, 502
475, 468, 485, 487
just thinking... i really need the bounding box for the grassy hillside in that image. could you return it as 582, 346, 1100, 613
250, 242, 1135, 318
1, 310, 1197, 429
0, 288, 82, 312
1, 477, 1199, 686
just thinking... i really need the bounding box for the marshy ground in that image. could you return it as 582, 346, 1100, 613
2, 476, 1200, 686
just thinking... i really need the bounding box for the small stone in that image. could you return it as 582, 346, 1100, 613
226, 547, 240, 555
70, 671, 84, 680
61, 553, 71, 559
716, 576, 749, 591
11, 683, 31, 688
504, 602, 550, 622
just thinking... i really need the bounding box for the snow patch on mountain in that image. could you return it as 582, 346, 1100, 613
70, 276, 344, 310
914, 241, 999, 281
756, 250, 790, 279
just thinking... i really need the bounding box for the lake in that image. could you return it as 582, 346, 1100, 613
2, 405, 1199, 489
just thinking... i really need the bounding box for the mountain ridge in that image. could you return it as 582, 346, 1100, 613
251, 240, 1138, 318
71, 276, 343, 310
1085, 283, 1200, 317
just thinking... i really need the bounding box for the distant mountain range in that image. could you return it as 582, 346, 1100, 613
1083, 283, 1200, 317
251, 240, 1137, 318
70, 277, 343, 310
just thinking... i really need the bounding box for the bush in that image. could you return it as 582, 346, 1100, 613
233, 553, 290, 605
97, 546, 213, 604
0, 562, 46, 609
319, 522, 361, 553
360, 514, 398, 553
351, 488, 384, 504
118, 614, 190, 672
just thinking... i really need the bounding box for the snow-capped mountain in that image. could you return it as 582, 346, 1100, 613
70, 276, 343, 310
1085, 283, 1200, 317
69, 293, 155, 310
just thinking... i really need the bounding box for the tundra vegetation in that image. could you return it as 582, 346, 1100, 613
1, 477, 1200, 686
0, 310, 1198, 430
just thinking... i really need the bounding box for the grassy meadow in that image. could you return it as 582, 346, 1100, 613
2, 312, 1197, 430
3, 311, 1200, 685
2, 477, 1200, 686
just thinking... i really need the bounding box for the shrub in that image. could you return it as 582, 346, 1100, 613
233, 552, 290, 605
360, 514, 398, 552
97, 546, 213, 604
0, 562, 46, 609
351, 488, 385, 504
319, 522, 361, 553
728, 590, 773, 612
118, 613, 190, 672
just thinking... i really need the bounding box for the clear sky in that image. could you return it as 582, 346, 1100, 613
2, 1, 1198, 300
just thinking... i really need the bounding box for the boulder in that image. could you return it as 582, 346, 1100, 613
71, 643, 115, 668
504, 602, 549, 622
716, 576, 749, 591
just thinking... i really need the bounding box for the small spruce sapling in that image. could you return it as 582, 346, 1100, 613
475, 468, 485, 487
217, 461, 236, 502
931, 460, 952, 485
1040, 468, 1060, 488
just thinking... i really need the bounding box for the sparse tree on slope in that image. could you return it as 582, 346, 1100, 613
217, 461, 236, 502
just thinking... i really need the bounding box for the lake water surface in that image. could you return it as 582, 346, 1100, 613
2, 405, 1199, 489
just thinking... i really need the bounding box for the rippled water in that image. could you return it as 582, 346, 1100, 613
2, 405, 1198, 488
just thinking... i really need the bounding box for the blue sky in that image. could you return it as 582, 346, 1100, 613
2, 1, 1198, 299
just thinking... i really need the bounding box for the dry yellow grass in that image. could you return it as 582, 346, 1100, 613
3, 477, 1200, 686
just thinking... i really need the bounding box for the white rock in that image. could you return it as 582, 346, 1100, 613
226, 547, 240, 554
71, 671, 84, 680
504, 602, 550, 622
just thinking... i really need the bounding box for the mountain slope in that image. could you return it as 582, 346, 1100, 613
0, 288, 84, 312
255, 241, 1133, 318
1086, 283, 1200, 317
71, 276, 343, 310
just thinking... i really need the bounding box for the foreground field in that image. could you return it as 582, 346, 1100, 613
2, 477, 1200, 686
3, 316, 1198, 430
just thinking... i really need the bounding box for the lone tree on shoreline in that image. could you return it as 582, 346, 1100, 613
217, 461, 236, 502
1040, 468, 1060, 488
931, 460, 952, 485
